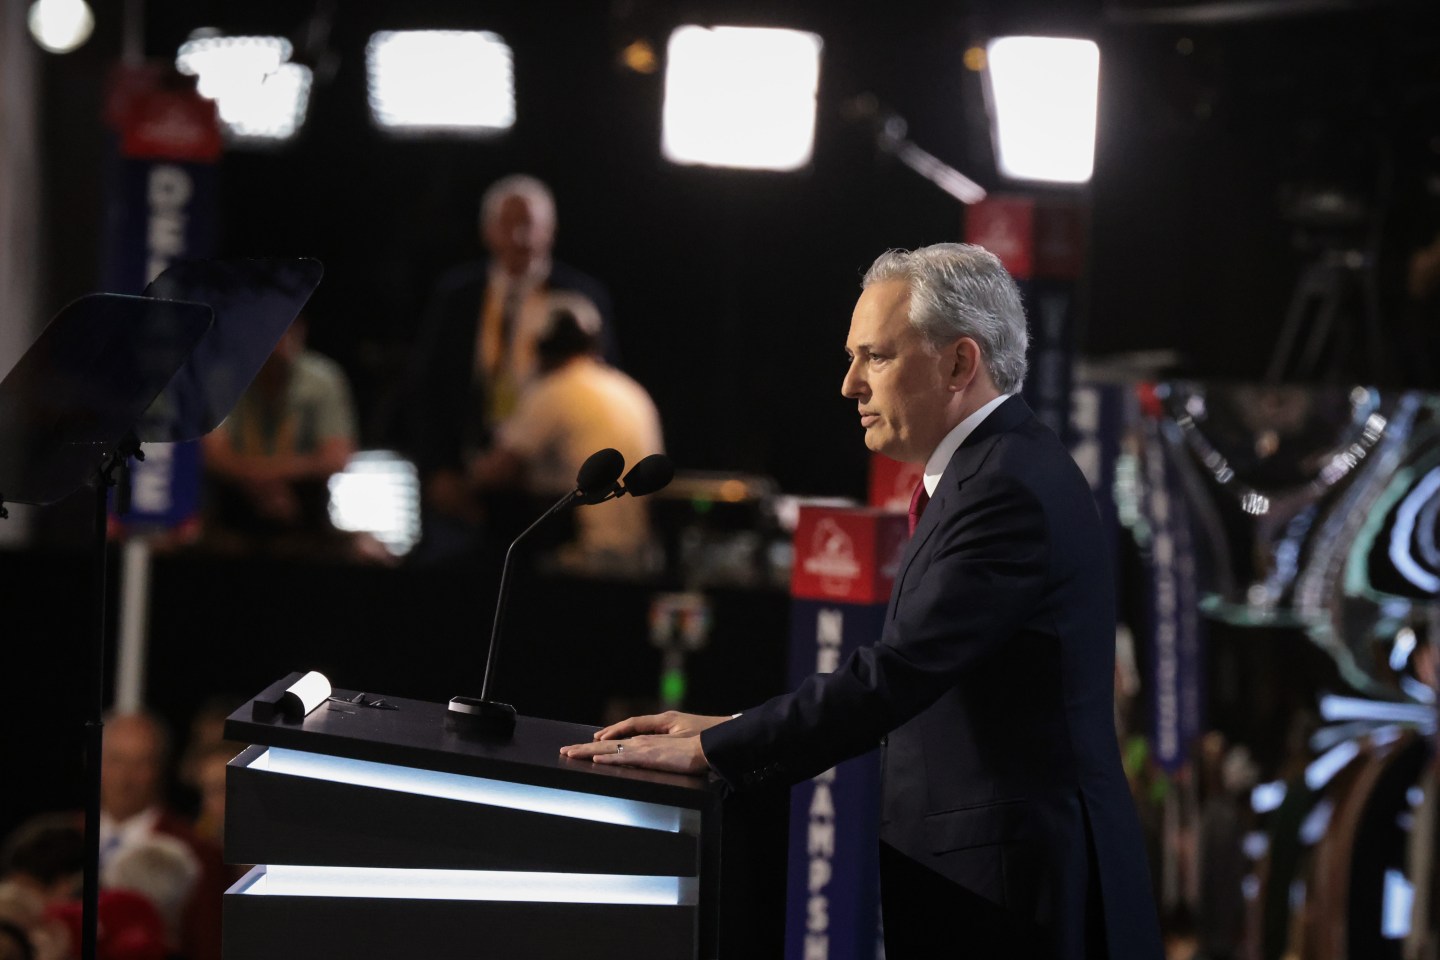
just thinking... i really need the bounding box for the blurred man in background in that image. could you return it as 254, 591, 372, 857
403, 174, 616, 538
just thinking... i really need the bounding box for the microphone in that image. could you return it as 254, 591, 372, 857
617, 453, 674, 498
448, 448, 626, 734
575, 447, 625, 504
585, 453, 675, 503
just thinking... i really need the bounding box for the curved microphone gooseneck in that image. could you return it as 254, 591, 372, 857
449, 447, 625, 733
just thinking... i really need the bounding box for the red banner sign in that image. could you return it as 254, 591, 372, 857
791, 506, 908, 605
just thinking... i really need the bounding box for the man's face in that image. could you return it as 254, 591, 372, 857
484, 194, 554, 277
842, 280, 956, 463
101, 717, 162, 822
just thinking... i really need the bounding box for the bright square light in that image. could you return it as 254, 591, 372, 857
175, 34, 311, 143
219, 62, 311, 141
328, 450, 421, 556
366, 31, 515, 134
985, 36, 1099, 184
662, 25, 822, 172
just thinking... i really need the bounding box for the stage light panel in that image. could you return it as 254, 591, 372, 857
175, 35, 311, 143
217, 62, 312, 142
366, 31, 515, 134
328, 450, 421, 556
985, 36, 1099, 184
177, 35, 292, 96
661, 25, 822, 171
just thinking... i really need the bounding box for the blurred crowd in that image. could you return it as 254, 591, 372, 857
173, 174, 664, 576
1, 708, 242, 960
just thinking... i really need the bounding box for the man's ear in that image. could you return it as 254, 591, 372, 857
947, 337, 981, 393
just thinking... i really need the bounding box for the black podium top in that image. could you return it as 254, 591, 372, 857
225, 674, 720, 813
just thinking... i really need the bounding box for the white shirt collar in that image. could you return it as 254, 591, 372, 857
922, 393, 1013, 496
99, 806, 161, 848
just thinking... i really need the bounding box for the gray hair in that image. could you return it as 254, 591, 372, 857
862, 243, 1029, 393
479, 174, 556, 232
102, 835, 199, 941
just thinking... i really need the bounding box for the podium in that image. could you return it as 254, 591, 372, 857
223, 674, 724, 959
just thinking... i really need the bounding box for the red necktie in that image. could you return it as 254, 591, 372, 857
908, 481, 930, 536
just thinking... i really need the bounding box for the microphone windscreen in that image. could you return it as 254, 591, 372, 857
621, 454, 675, 498
575, 447, 625, 497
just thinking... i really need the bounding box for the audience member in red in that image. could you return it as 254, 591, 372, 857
47, 889, 168, 960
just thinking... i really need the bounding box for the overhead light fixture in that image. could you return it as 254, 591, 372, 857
365, 30, 515, 134
984, 36, 1100, 184
176, 33, 312, 144
661, 25, 823, 172
27, 0, 94, 54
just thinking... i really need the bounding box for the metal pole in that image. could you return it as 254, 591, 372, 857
81, 481, 111, 960
115, 537, 151, 711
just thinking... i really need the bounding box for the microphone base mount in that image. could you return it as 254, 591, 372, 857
446, 696, 517, 735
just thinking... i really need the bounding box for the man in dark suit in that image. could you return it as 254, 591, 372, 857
401, 174, 615, 528
561, 243, 1161, 958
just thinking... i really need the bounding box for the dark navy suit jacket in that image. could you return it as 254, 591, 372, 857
398, 258, 616, 475
702, 395, 1162, 957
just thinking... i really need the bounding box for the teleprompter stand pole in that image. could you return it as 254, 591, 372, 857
80, 436, 140, 960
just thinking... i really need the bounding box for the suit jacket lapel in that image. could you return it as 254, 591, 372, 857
891, 395, 1035, 604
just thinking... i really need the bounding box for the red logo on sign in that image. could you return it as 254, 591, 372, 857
791, 506, 908, 604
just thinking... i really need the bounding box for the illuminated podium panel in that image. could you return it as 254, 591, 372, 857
223, 675, 721, 960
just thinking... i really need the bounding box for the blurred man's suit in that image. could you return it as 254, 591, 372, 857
702, 395, 1162, 958
403, 259, 615, 477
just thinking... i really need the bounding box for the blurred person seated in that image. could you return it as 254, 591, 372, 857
102, 836, 198, 953
403, 174, 617, 532
100, 713, 223, 960
0, 816, 80, 960
201, 315, 386, 562
0, 816, 82, 908
469, 295, 663, 576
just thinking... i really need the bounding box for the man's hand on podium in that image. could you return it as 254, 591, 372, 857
559, 711, 731, 775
